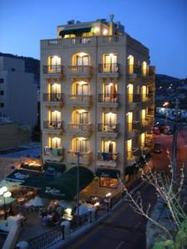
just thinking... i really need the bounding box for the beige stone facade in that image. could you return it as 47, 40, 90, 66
40, 19, 155, 184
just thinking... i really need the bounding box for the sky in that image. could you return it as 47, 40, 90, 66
0, 0, 187, 78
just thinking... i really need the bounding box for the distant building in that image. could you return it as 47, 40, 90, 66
0, 118, 30, 151
0, 53, 38, 128
40, 18, 155, 187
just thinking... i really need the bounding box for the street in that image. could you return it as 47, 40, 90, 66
152, 126, 187, 172
63, 183, 156, 249
62, 127, 187, 249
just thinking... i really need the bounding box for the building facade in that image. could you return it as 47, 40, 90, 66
40, 19, 155, 187
0, 54, 38, 128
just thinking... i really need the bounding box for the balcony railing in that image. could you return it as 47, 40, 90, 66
68, 151, 91, 165
97, 152, 118, 161
68, 123, 92, 132
44, 147, 64, 157
98, 63, 119, 73
43, 93, 64, 102
43, 65, 63, 74
127, 94, 141, 103
69, 95, 92, 106
68, 65, 92, 75
43, 121, 64, 129
98, 94, 119, 103
98, 123, 119, 132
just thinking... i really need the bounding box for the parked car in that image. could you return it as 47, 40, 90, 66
153, 143, 162, 153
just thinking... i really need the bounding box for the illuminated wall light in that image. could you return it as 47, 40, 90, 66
78, 52, 87, 57
103, 28, 108, 35
78, 137, 87, 141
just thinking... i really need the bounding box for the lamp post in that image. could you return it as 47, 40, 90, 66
75, 152, 81, 224
0, 186, 12, 219
163, 101, 169, 125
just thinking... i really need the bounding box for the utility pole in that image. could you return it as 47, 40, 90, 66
75, 152, 80, 224
171, 98, 179, 183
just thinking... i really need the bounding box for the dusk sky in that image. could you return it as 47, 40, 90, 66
0, 0, 186, 78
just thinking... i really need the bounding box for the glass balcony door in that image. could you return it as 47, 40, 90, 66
73, 110, 89, 124
48, 56, 61, 72
103, 83, 117, 101
102, 140, 116, 154
76, 55, 89, 66
103, 54, 117, 72
74, 138, 89, 153
103, 112, 117, 128
49, 83, 61, 101
76, 83, 89, 96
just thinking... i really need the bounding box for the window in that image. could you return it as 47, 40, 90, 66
103, 53, 118, 72
72, 109, 89, 124
0, 79, 4, 83
48, 56, 61, 72
72, 137, 89, 153
72, 53, 90, 66
72, 81, 89, 96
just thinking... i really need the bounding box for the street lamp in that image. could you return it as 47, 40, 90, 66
75, 152, 81, 224
163, 101, 169, 125
0, 186, 12, 219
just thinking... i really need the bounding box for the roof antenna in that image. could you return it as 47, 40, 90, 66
109, 14, 114, 23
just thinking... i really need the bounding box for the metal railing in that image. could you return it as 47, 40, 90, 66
43, 65, 63, 74
43, 93, 64, 102
98, 123, 119, 132
98, 63, 119, 73
68, 65, 92, 73
44, 147, 64, 157
43, 121, 64, 129
69, 123, 92, 131
28, 227, 64, 249
69, 95, 92, 103
97, 152, 118, 161
98, 94, 119, 103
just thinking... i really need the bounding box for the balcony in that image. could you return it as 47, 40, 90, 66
43, 121, 64, 133
126, 152, 136, 166
43, 93, 64, 106
68, 123, 92, 136
141, 66, 155, 82
98, 94, 119, 108
141, 94, 154, 108
68, 151, 92, 166
69, 95, 92, 107
126, 123, 138, 139
98, 63, 120, 78
133, 147, 141, 157
43, 65, 63, 78
127, 94, 141, 110
43, 147, 64, 161
98, 124, 119, 138
68, 65, 92, 78
97, 152, 118, 168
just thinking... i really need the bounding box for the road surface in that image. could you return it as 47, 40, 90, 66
63, 184, 156, 249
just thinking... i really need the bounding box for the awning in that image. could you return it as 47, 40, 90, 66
96, 168, 120, 178
59, 27, 91, 37
39, 166, 94, 200
44, 161, 66, 173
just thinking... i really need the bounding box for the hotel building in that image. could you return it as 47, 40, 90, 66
40, 18, 155, 187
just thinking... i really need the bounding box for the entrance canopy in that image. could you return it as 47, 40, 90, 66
96, 168, 120, 178
40, 166, 94, 200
